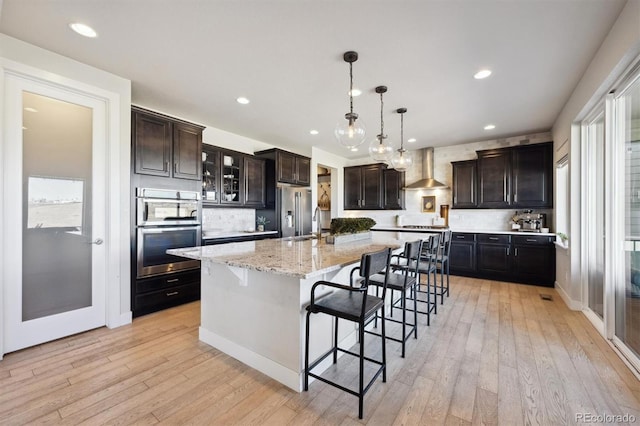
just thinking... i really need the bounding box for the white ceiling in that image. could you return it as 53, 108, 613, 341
0, 0, 627, 159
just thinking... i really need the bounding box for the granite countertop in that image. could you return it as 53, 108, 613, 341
372, 226, 555, 237
169, 236, 402, 279
202, 230, 278, 240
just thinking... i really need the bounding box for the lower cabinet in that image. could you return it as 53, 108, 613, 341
450, 232, 555, 287
449, 233, 476, 273
133, 268, 200, 317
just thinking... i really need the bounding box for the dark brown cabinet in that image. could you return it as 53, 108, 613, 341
450, 232, 555, 287
133, 269, 200, 317
477, 234, 511, 275
481, 142, 554, 209
511, 144, 553, 207
383, 168, 405, 210
344, 164, 385, 210
255, 149, 311, 186
244, 156, 266, 207
477, 150, 511, 208
453, 142, 553, 209
132, 107, 203, 181
449, 233, 476, 273
202, 145, 265, 208
451, 160, 477, 208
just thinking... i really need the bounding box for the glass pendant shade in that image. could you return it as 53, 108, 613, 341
368, 136, 394, 162
391, 149, 414, 171
335, 117, 366, 149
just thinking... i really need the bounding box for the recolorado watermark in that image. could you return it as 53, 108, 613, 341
576, 412, 636, 423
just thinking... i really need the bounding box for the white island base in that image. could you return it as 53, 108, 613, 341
199, 259, 359, 392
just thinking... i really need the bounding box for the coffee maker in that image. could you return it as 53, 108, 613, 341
514, 210, 546, 232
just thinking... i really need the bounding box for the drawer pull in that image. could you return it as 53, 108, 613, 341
489, 237, 499, 241
456, 236, 465, 239
526, 238, 537, 242
166, 291, 179, 296
167, 278, 179, 283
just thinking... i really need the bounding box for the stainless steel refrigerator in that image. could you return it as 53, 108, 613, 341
278, 187, 312, 238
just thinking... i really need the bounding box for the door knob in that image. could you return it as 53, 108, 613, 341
89, 238, 103, 245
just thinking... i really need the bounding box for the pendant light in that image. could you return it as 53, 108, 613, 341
368, 86, 394, 162
390, 108, 414, 171
335, 51, 366, 149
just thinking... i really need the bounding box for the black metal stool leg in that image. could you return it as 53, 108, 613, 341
381, 305, 387, 382
358, 319, 365, 419
333, 317, 339, 363
304, 310, 311, 391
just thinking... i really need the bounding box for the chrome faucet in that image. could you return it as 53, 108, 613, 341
313, 206, 322, 238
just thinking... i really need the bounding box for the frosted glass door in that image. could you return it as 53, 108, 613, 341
22, 92, 94, 320
3, 74, 106, 353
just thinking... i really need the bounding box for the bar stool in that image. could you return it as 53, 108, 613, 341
304, 247, 392, 419
414, 234, 440, 325
366, 239, 422, 358
432, 230, 452, 304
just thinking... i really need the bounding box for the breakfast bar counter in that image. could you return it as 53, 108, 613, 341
168, 235, 402, 391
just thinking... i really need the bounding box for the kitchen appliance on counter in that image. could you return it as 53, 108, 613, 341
514, 210, 546, 233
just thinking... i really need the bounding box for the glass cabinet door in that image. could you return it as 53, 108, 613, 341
202, 149, 219, 204
221, 151, 243, 204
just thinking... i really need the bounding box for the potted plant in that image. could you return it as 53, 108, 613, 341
326, 217, 376, 244
557, 232, 569, 246
256, 216, 269, 232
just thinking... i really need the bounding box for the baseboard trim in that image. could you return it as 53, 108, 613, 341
555, 281, 582, 310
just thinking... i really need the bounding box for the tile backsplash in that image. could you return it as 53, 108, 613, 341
202, 208, 256, 232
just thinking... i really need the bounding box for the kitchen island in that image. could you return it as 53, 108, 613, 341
168, 235, 402, 391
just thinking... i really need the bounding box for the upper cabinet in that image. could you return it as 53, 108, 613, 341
477, 149, 511, 208
453, 142, 553, 209
383, 168, 405, 210
511, 143, 553, 207
451, 160, 477, 209
132, 107, 203, 180
202, 145, 265, 208
256, 149, 311, 186
344, 163, 404, 210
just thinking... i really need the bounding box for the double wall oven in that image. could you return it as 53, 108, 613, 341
136, 188, 201, 278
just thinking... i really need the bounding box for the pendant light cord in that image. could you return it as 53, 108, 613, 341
349, 61, 354, 116
379, 91, 384, 143
400, 112, 404, 152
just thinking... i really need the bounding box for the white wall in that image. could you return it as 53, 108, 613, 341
551, 0, 640, 308
0, 33, 132, 355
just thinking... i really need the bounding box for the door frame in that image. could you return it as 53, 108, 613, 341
0, 58, 129, 359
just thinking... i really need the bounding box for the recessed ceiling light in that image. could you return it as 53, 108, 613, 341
236, 97, 250, 105
350, 147, 359, 152
309, 130, 319, 135
407, 138, 417, 143
484, 124, 496, 130
69, 23, 97, 38
474, 69, 492, 79
24, 107, 38, 113
349, 88, 362, 97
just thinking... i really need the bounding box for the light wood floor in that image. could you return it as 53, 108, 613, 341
1, 276, 639, 425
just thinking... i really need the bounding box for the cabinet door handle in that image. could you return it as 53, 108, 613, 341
166, 291, 179, 296
454, 196, 457, 204
507, 247, 510, 256
514, 248, 518, 256
165, 161, 169, 172
514, 193, 518, 203
167, 278, 179, 283
174, 163, 178, 174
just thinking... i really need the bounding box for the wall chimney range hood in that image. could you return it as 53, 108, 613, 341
404, 147, 448, 189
